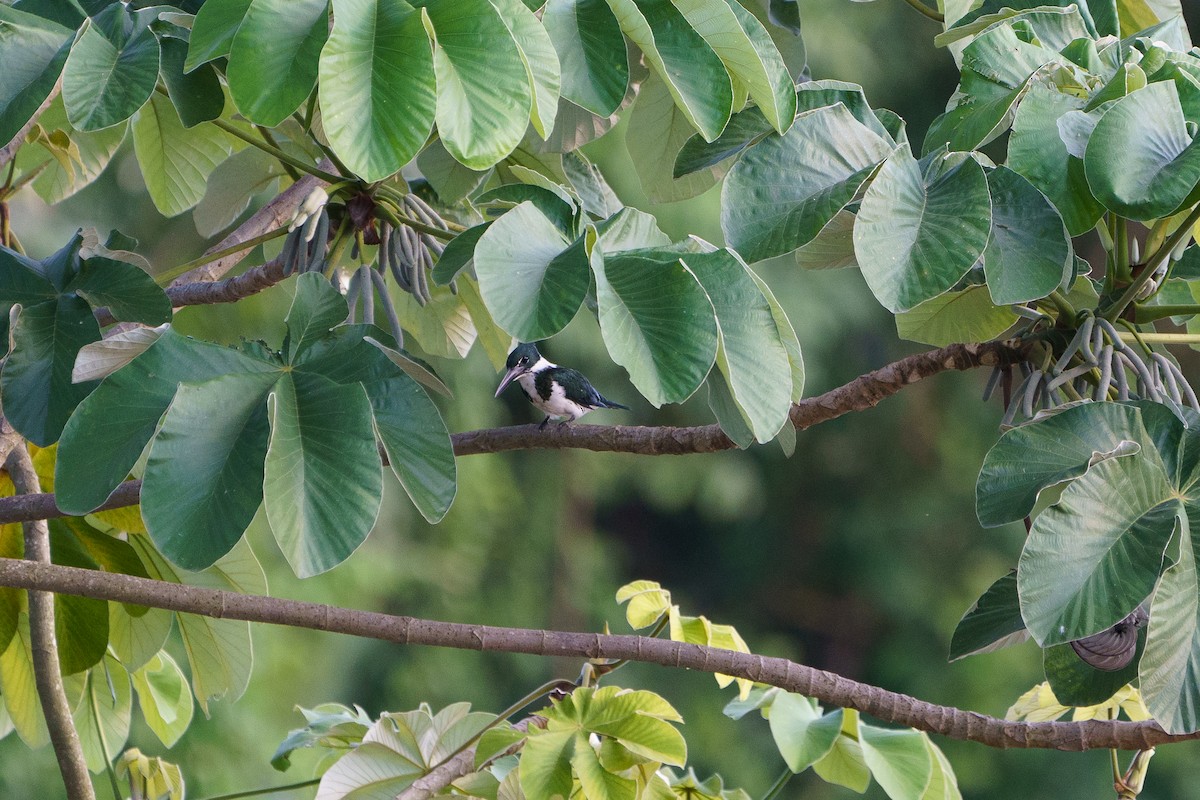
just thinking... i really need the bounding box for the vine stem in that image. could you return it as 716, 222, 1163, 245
193, 778, 320, 800
207, 118, 345, 185
1133, 304, 1200, 323
760, 767, 794, 800
1105, 203, 1200, 321
154, 226, 290, 286
899, 0, 944, 21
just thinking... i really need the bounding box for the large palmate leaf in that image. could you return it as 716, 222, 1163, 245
0, 5, 72, 146
1085, 80, 1200, 220
721, 103, 892, 264
474, 201, 590, 341
59, 275, 454, 575
603, 0, 732, 141
424, 0, 531, 169
590, 246, 718, 406
62, 4, 160, 131
490, 0, 561, 140
319, 0, 435, 181
543, 0, 628, 116
158, 36, 224, 129
228, 0, 329, 126
854, 148, 992, 313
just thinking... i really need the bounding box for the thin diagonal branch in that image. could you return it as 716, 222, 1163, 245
0, 557, 1192, 752
4, 446, 94, 800
0, 341, 1027, 524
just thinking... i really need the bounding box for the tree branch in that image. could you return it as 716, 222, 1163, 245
0, 341, 1027, 524
0, 557, 1190, 752
4, 448, 95, 799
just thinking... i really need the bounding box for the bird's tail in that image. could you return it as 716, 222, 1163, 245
597, 396, 629, 410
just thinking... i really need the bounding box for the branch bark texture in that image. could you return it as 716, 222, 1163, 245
0, 557, 1189, 753
0, 341, 1026, 525
4, 449, 94, 800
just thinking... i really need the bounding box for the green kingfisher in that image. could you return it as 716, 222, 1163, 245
495, 342, 629, 429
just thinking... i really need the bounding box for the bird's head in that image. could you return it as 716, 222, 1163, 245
495, 342, 542, 397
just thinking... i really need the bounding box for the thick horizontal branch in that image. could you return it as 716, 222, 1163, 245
0, 557, 1189, 752
0, 341, 1025, 524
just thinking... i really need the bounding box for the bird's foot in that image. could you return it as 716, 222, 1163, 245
538, 416, 551, 431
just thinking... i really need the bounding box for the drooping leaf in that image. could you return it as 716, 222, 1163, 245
1085, 80, 1200, 220
489, 0, 561, 140
320, 0, 435, 181
859, 724, 932, 800
721, 104, 892, 264
70, 256, 172, 325
543, 0, 628, 116
424, 0, 531, 169
475, 201, 589, 341
949, 571, 1031, 661
1142, 521, 1200, 733
602, 0, 732, 141
131, 652, 194, 748
768, 694, 841, 773
62, 4, 161, 131
228, 0, 329, 126
131, 92, 234, 216
73, 658, 132, 774
982, 166, 1072, 304
157, 35, 224, 128
894, 285, 1017, 347
0, 6, 72, 146
591, 247, 718, 406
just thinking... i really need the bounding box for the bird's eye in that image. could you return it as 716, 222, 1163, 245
519, 357, 528, 365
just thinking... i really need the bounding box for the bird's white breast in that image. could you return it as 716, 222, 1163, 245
516, 372, 591, 421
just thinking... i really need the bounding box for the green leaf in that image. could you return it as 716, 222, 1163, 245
685, 249, 791, 442
131, 92, 234, 217
812, 709, 869, 793
543, 0, 628, 116
0, 5, 71, 147
670, 0, 795, 133
131, 536, 263, 715
707, 368, 754, 449
193, 146, 284, 237
949, 572, 1030, 661
976, 402, 1150, 527
768, 694, 841, 773
521, 730, 577, 800
475, 201, 589, 340
228, 0, 329, 126
674, 104, 772, 179
616, 580, 672, 629
562, 150, 622, 218
320, 0, 435, 181
56, 328, 278, 514
264, 372, 383, 577
62, 5, 160, 131
859, 725, 932, 800
0, 614, 49, 747
272, 702, 371, 770
73, 658, 132, 774
49, 521, 110, 674
602, 0, 732, 141
627, 70, 727, 203
1043, 640, 1140, 707
3, 295, 102, 446
142, 373, 275, 571
1019, 454, 1176, 645
920, 739, 961, 800
424, 0, 531, 169
21, 95, 128, 204
131, 652, 194, 747
70, 256, 172, 325
855, 148, 992, 313
283, 272, 350, 362
416, 138, 491, 203
1009, 83, 1105, 236
185, 0, 253, 71
591, 247, 718, 406
489, 0, 561, 140
158, 35, 224, 128
1085, 80, 1200, 219
1142, 519, 1200, 733
894, 285, 1017, 347
721, 104, 892, 264
108, 600, 174, 674
982, 166, 1072, 304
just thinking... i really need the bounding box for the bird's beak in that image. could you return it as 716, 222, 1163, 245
495, 366, 526, 397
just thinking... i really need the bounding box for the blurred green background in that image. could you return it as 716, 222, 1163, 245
5, 1, 1200, 798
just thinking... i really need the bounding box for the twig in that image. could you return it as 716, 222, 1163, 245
0, 557, 1193, 752
899, 0, 944, 22
4, 443, 95, 799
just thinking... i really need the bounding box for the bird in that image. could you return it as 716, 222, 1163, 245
495, 342, 629, 429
